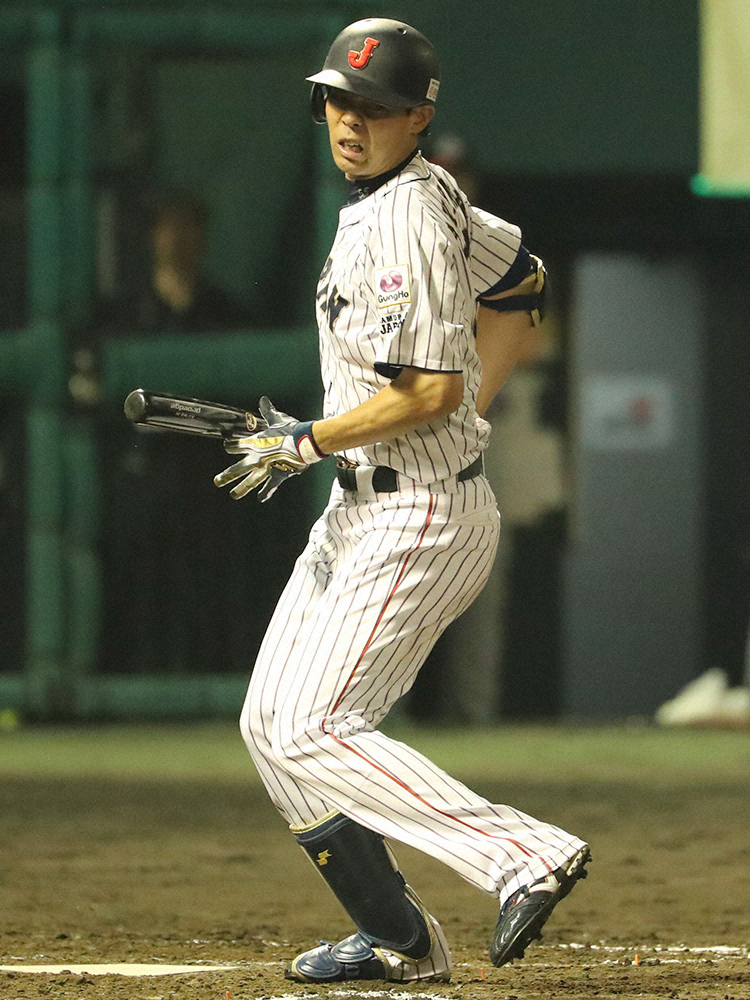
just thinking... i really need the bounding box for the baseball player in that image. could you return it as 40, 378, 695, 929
214, 18, 590, 984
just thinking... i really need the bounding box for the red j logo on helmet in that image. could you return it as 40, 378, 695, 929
348, 37, 380, 69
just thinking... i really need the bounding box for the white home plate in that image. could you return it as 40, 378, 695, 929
263, 994, 454, 1000
263, 994, 455, 1000
0, 964, 238, 977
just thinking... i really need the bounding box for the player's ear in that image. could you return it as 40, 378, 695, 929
409, 104, 435, 135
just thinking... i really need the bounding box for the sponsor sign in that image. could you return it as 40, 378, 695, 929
581, 374, 675, 451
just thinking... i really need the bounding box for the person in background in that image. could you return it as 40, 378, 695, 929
97, 190, 252, 336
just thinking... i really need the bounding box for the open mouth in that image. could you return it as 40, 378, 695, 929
338, 139, 364, 158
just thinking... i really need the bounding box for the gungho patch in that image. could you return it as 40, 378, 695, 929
374, 264, 411, 310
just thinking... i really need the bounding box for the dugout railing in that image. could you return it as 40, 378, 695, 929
0, 2, 363, 720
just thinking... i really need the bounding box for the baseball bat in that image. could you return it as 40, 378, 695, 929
124, 388, 266, 439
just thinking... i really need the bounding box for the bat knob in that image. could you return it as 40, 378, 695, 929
124, 389, 148, 423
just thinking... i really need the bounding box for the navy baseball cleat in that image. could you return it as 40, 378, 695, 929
285, 932, 387, 982
490, 846, 591, 967
285, 923, 452, 984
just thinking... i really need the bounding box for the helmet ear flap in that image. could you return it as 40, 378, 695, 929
310, 83, 327, 124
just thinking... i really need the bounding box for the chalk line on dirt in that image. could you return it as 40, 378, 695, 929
0, 964, 239, 977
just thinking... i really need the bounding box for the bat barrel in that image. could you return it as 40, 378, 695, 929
123, 388, 263, 438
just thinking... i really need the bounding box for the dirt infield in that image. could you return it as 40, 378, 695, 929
1, 724, 749, 999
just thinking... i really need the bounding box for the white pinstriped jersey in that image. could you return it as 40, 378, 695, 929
315, 153, 522, 486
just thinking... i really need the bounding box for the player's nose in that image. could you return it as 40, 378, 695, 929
340, 108, 364, 128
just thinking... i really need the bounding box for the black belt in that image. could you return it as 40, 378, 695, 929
335, 455, 483, 494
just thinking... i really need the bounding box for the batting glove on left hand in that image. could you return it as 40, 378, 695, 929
213, 396, 326, 501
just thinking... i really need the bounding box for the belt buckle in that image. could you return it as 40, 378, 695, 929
355, 466, 378, 496
336, 456, 358, 471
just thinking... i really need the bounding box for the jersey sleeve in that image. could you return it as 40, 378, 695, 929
367, 186, 472, 379
468, 206, 523, 299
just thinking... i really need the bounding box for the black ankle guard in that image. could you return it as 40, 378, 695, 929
295, 813, 431, 959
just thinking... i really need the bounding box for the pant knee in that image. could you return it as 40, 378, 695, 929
270, 711, 367, 774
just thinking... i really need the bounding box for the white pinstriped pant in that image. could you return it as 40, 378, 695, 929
240, 476, 586, 903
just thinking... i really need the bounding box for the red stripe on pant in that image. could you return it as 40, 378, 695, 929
323, 493, 437, 724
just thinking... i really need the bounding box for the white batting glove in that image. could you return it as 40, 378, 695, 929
213, 396, 326, 501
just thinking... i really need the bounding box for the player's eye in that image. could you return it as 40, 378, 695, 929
326, 88, 355, 113
362, 103, 396, 119
326, 88, 400, 120
352, 97, 402, 119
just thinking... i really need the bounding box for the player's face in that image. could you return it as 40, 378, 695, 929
324, 89, 434, 180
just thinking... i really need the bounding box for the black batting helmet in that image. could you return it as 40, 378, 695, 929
307, 18, 440, 124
